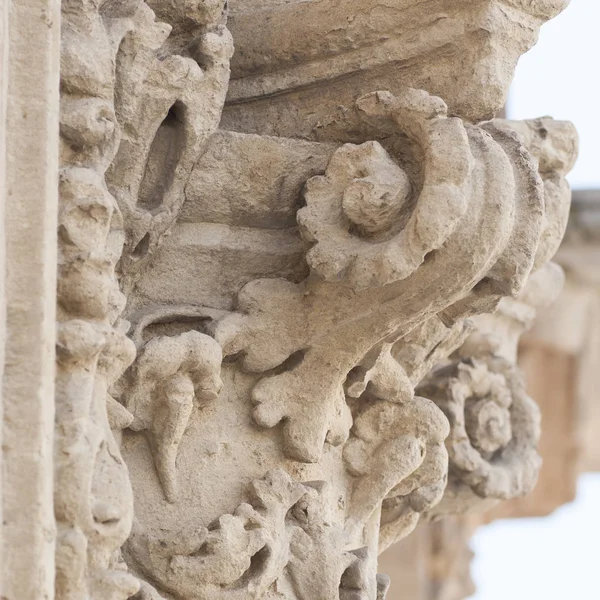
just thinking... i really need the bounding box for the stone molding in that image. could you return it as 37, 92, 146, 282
1, 1, 60, 599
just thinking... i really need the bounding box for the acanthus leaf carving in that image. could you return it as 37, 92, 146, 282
123, 331, 223, 502
124, 469, 354, 600
49, 1, 578, 599
344, 396, 449, 548
214, 88, 546, 464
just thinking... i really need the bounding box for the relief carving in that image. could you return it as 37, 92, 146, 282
106, 0, 232, 287
420, 341, 542, 516
421, 116, 578, 517
50, 1, 577, 599
57, 0, 231, 597
124, 331, 223, 502
213, 88, 547, 465
57, 0, 141, 596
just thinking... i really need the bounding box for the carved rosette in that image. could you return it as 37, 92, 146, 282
419, 351, 542, 515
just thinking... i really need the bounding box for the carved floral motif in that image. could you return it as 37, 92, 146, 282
52, 1, 577, 599
420, 350, 542, 515
125, 470, 355, 600
215, 88, 547, 465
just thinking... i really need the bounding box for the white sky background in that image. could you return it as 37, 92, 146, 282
469, 474, 600, 600
469, 2, 600, 598
506, 0, 600, 188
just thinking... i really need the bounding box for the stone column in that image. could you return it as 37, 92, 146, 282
0, 1, 7, 592
1, 1, 61, 598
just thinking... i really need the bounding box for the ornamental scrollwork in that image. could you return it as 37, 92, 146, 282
52, 1, 577, 599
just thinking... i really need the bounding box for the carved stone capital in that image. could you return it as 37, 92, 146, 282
0, 1, 578, 599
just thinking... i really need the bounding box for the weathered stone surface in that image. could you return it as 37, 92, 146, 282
2, 1, 60, 598
224, 0, 570, 136
0, 1, 581, 599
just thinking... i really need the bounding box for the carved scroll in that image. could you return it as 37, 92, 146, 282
215, 88, 547, 464
420, 115, 578, 518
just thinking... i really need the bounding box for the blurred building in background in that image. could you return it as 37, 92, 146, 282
380, 189, 600, 600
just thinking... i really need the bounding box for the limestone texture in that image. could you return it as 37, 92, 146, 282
0, 1, 581, 599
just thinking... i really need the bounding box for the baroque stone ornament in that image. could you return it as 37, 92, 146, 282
56, 0, 232, 598
0, 0, 578, 599
420, 263, 569, 519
